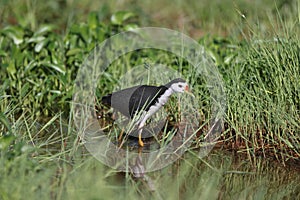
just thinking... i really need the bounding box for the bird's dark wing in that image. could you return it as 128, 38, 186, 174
129, 86, 168, 118
101, 85, 141, 118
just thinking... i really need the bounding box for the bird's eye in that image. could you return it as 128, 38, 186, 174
178, 85, 183, 88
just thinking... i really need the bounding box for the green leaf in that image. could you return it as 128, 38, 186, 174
27, 36, 46, 43
66, 48, 83, 56
49, 90, 61, 95
69, 24, 89, 43
35, 39, 49, 53
88, 12, 99, 29
224, 54, 236, 65
7, 62, 16, 75
20, 82, 30, 98
111, 11, 136, 25
124, 23, 139, 31
43, 62, 66, 75
0, 112, 11, 133
2, 26, 24, 45
35, 25, 54, 36
25, 60, 38, 73
0, 134, 15, 151
0, 50, 7, 57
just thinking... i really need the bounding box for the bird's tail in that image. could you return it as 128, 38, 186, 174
101, 94, 112, 106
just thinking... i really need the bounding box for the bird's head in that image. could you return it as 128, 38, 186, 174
170, 81, 189, 93
166, 78, 190, 93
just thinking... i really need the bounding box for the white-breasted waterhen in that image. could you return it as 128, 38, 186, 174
101, 78, 190, 147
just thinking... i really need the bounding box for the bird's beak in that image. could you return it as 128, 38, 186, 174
184, 85, 195, 98
185, 85, 189, 92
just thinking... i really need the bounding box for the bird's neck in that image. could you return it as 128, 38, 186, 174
154, 87, 174, 107
166, 87, 175, 96
161, 87, 175, 100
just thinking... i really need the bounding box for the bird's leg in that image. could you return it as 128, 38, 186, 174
137, 115, 149, 147
138, 128, 144, 147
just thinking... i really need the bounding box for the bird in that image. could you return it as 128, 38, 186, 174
101, 78, 190, 147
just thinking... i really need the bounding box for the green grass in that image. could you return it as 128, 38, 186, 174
1, 0, 300, 199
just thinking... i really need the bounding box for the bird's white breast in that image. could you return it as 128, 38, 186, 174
148, 88, 174, 115
136, 87, 175, 128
